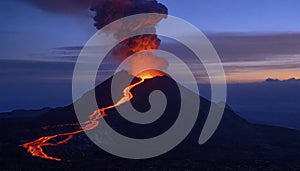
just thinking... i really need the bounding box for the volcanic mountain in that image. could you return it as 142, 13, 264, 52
1, 71, 300, 170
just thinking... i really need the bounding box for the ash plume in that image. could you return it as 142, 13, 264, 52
91, 0, 168, 75
91, 0, 167, 29
22, 0, 169, 75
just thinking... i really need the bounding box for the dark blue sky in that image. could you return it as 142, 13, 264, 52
1, 0, 299, 59
161, 0, 300, 32
0, 0, 299, 112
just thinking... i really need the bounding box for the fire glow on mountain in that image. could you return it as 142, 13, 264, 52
21, 0, 169, 161
21, 70, 164, 161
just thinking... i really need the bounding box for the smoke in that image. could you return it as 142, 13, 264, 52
126, 52, 168, 76
22, 0, 169, 76
91, 0, 167, 29
91, 0, 168, 76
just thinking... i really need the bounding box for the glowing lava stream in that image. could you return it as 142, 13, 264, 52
21, 71, 164, 161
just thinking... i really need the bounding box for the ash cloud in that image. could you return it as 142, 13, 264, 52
91, 0, 167, 29
91, 0, 168, 75
21, 0, 168, 21
21, 0, 169, 75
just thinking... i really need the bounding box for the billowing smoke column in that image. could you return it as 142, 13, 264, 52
22, 0, 169, 75
91, 0, 169, 75
20, 0, 170, 161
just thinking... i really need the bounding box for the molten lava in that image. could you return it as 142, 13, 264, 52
137, 70, 165, 79
20, 0, 169, 161
20, 71, 163, 161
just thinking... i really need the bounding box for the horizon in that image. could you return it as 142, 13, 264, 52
1, 0, 300, 169
1, 0, 300, 87
0, 0, 299, 130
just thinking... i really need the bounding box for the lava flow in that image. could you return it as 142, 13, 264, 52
21, 0, 168, 161
20, 70, 164, 161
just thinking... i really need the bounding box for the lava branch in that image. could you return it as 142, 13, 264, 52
19, 0, 168, 162
20, 72, 163, 161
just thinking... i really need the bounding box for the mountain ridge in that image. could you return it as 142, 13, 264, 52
1, 71, 300, 170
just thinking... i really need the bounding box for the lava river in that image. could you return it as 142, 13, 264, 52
20, 70, 164, 161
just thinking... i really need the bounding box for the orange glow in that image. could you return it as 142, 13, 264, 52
225, 68, 300, 83
126, 35, 160, 53
20, 9, 166, 160
20, 70, 163, 161
21, 130, 84, 161
137, 70, 165, 80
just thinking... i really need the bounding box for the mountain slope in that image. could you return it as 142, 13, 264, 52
1, 71, 300, 170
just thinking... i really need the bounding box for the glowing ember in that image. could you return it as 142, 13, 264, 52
137, 70, 165, 80
20, 72, 163, 161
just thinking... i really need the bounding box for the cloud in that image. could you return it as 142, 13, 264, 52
5, 33, 298, 85
209, 33, 300, 62
160, 33, 300, 82
171, 33, 300, 62
19, 0, 96, 12
0, 59, 74, 82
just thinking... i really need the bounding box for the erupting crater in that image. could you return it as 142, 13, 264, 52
20, 70, 164, 161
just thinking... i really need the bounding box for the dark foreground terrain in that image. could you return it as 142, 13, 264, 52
1, 71, 300, 170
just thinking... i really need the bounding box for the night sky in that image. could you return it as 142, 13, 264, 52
0, 0, 299, 114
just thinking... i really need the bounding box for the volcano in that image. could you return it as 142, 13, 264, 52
1, 71, 300, 170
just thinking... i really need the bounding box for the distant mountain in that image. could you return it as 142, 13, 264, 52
1, 71, 300, 170
0, 108, 51, 118
265, 77, 300, 82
